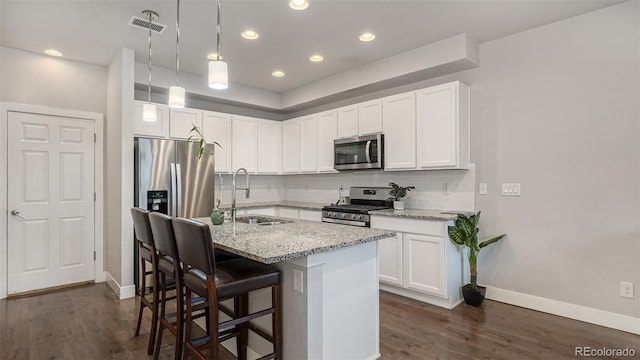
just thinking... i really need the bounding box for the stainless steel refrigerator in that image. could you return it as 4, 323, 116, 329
133, 137, 216, 293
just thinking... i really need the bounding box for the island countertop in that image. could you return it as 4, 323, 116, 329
193, 216, 396, 264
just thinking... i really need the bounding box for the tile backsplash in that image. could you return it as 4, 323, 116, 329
215, 166, 475, 211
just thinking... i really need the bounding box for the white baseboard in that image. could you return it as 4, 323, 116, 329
105, 271, 136, 300
380, 284, 461, 309
485, 286, 640, 335
95, 271, 106, 283
367, 352, 381, 360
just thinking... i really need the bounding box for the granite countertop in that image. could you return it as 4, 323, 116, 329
193, 216, 395, 264
218, 201, 328, 211
368, 209, 474, 221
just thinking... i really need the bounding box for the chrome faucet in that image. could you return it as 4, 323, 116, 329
232, 167, 250, 235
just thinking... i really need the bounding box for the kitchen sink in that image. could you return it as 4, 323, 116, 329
235, 216, 292, 226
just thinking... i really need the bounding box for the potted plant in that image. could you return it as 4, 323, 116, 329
388, 182, 415, 210
186, 124, 224, 225
448, 211, 506, 307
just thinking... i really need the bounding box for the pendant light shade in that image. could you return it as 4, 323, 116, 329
208, 0, 228, 90
143, 10, 157, 122
168, 85, 186, 108
142, 103, 157, 122
169, 0, 186, 108
208, 60, 228, 89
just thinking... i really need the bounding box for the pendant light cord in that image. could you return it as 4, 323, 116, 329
216, 0, 221, 59
175, 0, 180, 85
147, 12, 153, 103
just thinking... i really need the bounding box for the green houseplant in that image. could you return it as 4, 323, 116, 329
448, 211, 506, 307
388, 182, 415, 210
186, 124, 224, 225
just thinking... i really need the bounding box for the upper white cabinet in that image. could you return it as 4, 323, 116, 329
257, 120, 282, 174
133, 101, 170, 138
416, 81, 469, 169
202, 111, 232, 173
382, 92, 416, 170
299, 115, 318, 173
358, 99, 383, 135
232, 116, 258, 173
170, 108, 202, 139
337, 105, 358, 138
282, 119, 300, 173
317, 110, 338, 173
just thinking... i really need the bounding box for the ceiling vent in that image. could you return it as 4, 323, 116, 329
128, 15, 167, 34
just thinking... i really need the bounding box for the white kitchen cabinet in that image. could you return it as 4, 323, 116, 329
202, 111, 232, 173
378, 233, 403, 286
257, 120, 282, 174
282, 119, 300, 174
416, 81, 469, 169
170, 108, 202, 139
299, 115, 318, 173
337, 105, 358, 138
382, 92, 416, 170
232, 116, 258, 173
317, 110, 338, 173
133, 101, 170, 138
358, 99, 383, 135
372, 215, 463, 309
404, 233, 445, 296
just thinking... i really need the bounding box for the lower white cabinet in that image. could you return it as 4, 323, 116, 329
372, 215, 463, 309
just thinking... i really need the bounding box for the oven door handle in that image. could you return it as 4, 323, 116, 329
365, 140, 372, 163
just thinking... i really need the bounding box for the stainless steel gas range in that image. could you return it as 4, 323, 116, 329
322, 187, 392, 227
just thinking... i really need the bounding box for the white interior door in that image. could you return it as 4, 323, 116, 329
7, 111, 95, 295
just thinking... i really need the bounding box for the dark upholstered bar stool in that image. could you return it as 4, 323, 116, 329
148, 212, 185, 360
172, 218, 283, 360
131, 207, 166, 355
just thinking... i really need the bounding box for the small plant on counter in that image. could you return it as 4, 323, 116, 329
185, 123, 221, 160
447, 211, 506, 307
388, 182, 415, 210
387, 182, 415, 201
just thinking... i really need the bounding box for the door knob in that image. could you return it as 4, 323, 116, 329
10, 210, 25, 220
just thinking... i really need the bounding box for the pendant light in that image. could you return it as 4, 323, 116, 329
142, 10, 158, 122
169, 0, 185, 108
208, 0, 228, 89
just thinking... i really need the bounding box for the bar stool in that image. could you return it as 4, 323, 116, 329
131, 207, 166, 355
148, 212, 185, 360
172, 217, 283, 360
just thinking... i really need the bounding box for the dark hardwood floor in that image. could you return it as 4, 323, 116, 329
0, 283, 637, 359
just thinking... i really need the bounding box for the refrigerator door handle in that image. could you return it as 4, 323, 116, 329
170, 163, 177, 216
176, 163, 183, 217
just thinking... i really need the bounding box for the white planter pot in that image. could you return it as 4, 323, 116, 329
393, 201, 405, 210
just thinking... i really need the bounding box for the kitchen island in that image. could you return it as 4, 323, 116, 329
193, 215, 396, 360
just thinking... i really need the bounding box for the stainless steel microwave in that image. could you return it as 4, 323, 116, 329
334, 134, 384, 171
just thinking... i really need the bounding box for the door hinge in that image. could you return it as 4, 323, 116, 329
94, 192, 96, 201
93, 251, 96, 261
94, 133, 96, 143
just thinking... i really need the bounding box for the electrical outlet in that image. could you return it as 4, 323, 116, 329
620, 281, 634, 299
501, 183, 521, 196
479, 183, 488, 195
443, 183, 450, 195
293, 269, 304, 293
304, 182, 309, 191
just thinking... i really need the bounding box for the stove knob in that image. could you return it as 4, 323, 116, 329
350, 214, 358, 220
340, 213, 347, 219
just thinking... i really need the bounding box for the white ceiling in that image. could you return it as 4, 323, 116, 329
0, 0, 622, 94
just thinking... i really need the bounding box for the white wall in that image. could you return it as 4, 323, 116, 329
105, 48, 135, 297
0, 46, 106, 114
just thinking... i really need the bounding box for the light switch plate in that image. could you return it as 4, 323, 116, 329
294, 269, 304, 293
479, 183, 488, 195
501, 183, 521, 196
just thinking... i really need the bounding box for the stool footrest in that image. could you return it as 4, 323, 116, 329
219, 307, 275, 330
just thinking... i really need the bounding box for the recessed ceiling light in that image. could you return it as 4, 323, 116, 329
289, 0, 309, 11
44, 49, 63, 57
272, 70, 285, 77
241, 30, 259, 40
207, 53, 223, 61
358, 33, 376, 42
309, 54, 324, 62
